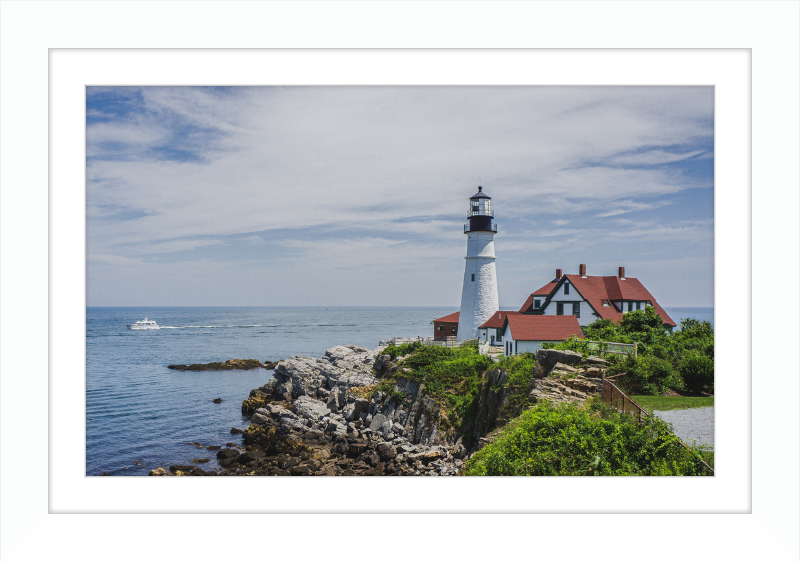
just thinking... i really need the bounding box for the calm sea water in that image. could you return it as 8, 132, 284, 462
86, 305, 712, 476
86, 306, 455, 475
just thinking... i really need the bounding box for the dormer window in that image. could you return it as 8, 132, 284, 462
534, 299, 541, 309
603, 300, 610, 307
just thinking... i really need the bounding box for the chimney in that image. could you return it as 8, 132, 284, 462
579, 264, 586, 277
618, 266, 625, 279
555, 268, 562, 280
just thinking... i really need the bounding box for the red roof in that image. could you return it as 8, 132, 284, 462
478, 311, 521, 329
433, 312, 460, 323
519, 280, 559, 311
560, 274, 676, 327
505, 315, 583, 341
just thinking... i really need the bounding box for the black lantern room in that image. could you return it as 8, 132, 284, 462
464, 186, 497, 233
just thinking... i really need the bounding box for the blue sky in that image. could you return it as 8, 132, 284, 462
86, 86, 713, 307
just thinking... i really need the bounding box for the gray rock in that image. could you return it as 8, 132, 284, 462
327, 386, 345, 411
369, 413, 387, 431
381, 419, 393, 439
392, 422, 405, 435
343, 404, 357, 421
294, 395, 330, 420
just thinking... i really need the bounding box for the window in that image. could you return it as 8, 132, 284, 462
636, 302, 641, 310
627, 302, 633, 312
564, 283, 570, 295
496, 328, 503, 342
556, 302, 564, 315
439, 326, 443, 332
534, 299, 541, 309
603, 300, 610, 307
451, 327, 456, 334
572, 302, 580, 318
471, 273, 475, 281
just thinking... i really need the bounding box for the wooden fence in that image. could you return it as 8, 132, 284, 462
586, 340, 637, 358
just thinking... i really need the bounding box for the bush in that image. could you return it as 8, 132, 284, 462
680, 355, 714, 393
463, 401, 709, 476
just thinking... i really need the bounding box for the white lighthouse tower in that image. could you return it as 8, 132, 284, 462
457, 186, 499, 340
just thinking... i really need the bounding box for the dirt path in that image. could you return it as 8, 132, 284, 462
653, 407, 714, 449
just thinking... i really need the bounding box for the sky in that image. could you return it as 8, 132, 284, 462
86, 86, 714, 308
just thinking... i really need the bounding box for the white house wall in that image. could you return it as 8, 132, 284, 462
540, 298, 594, 326
501, 322, 560, 355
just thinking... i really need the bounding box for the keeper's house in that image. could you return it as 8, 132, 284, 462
518, 265, 676, 329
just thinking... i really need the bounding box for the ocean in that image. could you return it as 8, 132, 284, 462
86, 305, 712, 476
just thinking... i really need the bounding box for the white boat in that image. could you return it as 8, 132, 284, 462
126, 317, 160, 330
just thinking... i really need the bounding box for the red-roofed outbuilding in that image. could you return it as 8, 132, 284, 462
433, 312, 460, 341
501, 314, 583, 356
477, 311, 521, 345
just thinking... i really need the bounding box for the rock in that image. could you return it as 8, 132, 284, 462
264, 361, 278, 370
361, 451, 381, 466
584, 355, 610, 367
327, 386, 346, 412
381, 420, 394, 439
191, 458, 211, 464
391, 422, 404, 435
207, 445, 221, 450
212, 397, 223, 403
216, 448, 240, 467
533, 348, 584, 378
169, 465, 195, 474
376, 442, 398, 461
348, 442, 368, 458
168, 359, 265, 371
230, 427, 245, 434
422, 450, 441, 463
279, 456, 302, 470
369, 413, 387, 432
149, 467, 172, 476
585, 367, 603, 378
238, 450, 266, 464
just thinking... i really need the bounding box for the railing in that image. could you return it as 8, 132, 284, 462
464, 223, 497, 233
586, 340, 637, 358
602, 379, 714, 474
382, 336, 479, 348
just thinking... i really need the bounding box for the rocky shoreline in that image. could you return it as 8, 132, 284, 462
151, 343, 607, 477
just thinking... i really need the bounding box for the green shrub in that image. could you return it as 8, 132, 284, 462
381, 342, 422, 360
679, 355, 714, 393
463, 401, 709, 476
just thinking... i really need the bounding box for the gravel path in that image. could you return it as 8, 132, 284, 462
653, 407, 714, 449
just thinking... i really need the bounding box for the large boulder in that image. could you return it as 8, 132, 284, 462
533, 349, 584, 378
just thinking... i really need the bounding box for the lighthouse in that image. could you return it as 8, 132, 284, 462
457, 186, 499, 340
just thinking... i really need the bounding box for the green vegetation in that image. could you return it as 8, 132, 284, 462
377, 342, 536, 434
680, 355, 715, 394
545, 307, 714, 396
377, 342, 493, 427
463, 401, 711, 476
494, 352, 537, 420
630, 395, 715, 415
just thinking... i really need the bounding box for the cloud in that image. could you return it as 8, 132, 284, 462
86, 86, 714, 306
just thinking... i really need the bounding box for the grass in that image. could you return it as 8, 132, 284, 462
631, 395, 714, 415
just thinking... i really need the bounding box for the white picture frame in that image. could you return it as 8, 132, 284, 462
1, 1, 798, 561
